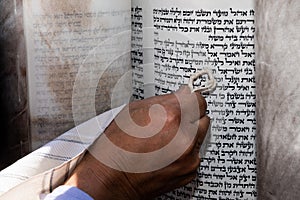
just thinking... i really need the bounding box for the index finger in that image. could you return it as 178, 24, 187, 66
175, 85, 207, 122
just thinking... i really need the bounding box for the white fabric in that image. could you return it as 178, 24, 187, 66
0, 105, 125, 200
43, 186, 93, 200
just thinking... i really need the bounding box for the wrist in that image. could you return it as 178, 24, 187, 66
64, 152, 140, 200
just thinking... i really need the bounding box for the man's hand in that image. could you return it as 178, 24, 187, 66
64, 86, 210, 199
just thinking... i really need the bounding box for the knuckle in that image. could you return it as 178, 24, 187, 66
191, 171, 198, 180
166, 108, 181, 124
198, 94, 207, 110
190, 157, 201, 172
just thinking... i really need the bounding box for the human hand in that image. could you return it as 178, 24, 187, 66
64, 85, 210, 199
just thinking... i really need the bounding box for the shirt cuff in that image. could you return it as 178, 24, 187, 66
43, 185, 93, 200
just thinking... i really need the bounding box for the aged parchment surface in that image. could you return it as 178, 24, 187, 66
256, 0, 300, 199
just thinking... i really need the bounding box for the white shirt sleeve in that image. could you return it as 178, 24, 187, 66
44, 185, 93, 200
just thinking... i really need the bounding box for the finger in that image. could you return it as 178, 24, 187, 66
186, 92, 207, 121
174, 89, 207, 123
160, 168, 198, 194
176, 85, 207, 111
198, 115, 210, 141
185, 115, 210, 150
193, 115, 210, 152
193, 91, 208, 117
174, 170, 198, 189
170, 86, 208, 121
148, 170, 198, 198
